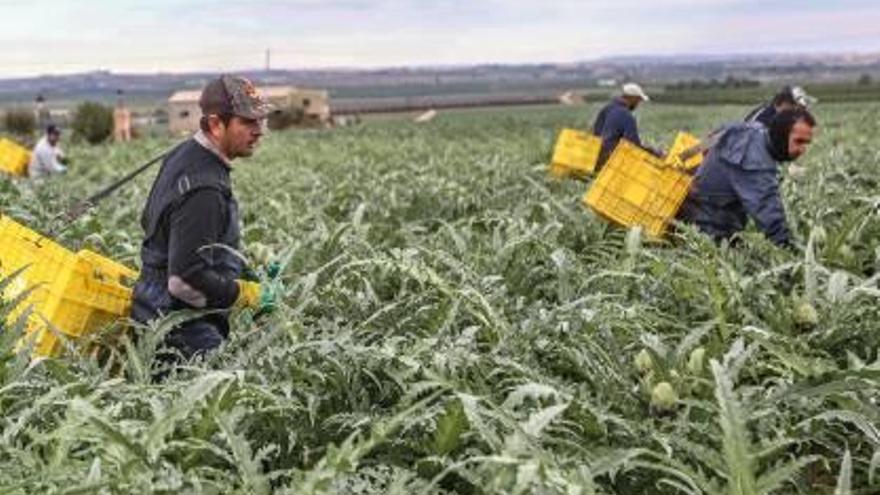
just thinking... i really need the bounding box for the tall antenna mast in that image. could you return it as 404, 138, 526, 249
265, 48, 271, 71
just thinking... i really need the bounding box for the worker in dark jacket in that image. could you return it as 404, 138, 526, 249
131, 75, 276, 363
592, 83, 650, 169
680, 108, 817, 247
744, 85, 816, 127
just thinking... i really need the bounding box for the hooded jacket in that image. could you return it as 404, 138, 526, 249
680, 123, 790, 246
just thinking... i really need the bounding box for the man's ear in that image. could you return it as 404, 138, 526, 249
206, 114, 226, 134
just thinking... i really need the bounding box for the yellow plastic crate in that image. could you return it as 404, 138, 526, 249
547, 163, 571, 179
548, 128, 601, 178
0, 215, 136, 356
583, 140, 693, 238
664, 132, 704, 171
0, 138, 31, 177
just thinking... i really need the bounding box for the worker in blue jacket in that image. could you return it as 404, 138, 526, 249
680, 108, 817, 247
592, 83, 652, 169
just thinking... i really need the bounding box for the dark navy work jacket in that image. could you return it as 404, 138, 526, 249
743, 103, 776, 127
680, 123, 790, 246
592, 98, 641, 168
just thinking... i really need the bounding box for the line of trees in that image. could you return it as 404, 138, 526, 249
2, 102, 114, 144
666, 76, 761, 91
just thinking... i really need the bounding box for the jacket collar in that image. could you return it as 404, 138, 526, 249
763, 128, 787, 163
193, 130, 232, 168
613, 97, 629, 108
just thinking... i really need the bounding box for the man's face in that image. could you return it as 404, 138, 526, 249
788, 120, 814, 160
212, 115, 264, 159
622, 95, 642, 110
47, 132, 60, 146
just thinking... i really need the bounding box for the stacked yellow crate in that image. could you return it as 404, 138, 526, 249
0, 215, 136, 356
665, 131, 704, 171
583, 138, 695, 238
0, 138, 32, 177
547, 129, 602, 179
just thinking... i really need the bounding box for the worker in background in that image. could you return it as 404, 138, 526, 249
113, 89, 133, 142
592, 82, 652, 169
33, 94, 51, 131
28, 124, 68, 178
744, 85, 816, 127
679, 108, 817, 247
131, 75, 278, 369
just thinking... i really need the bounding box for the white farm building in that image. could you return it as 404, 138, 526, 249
167, 85, 330, 135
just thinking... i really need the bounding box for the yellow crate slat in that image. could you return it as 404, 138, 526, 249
548, 128, 601, 178
664, 131, 704, 171
547, 163, 571, 179
583, 140, 693, 238
0, 215, 135, 356
0, 138, 31, 177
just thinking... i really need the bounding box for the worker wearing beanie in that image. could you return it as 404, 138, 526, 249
744, 85, 817, 127
679, 108, 817, 247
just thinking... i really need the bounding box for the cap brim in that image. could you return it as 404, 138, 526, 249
629, 92, 649, 102
624, 88, 650, 101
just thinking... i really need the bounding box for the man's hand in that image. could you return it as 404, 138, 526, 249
236, 262, 283, 316
236, 280, 276, 314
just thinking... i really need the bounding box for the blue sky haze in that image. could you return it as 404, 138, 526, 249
1, 0, 877, 76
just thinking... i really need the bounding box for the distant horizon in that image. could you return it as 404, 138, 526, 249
5, 49, 880, 81
2, 1, 878, 78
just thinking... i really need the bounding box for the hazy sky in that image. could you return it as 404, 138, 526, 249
2, 0, 879, 77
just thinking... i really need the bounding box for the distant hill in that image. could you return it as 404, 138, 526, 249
1, 53, 877, 109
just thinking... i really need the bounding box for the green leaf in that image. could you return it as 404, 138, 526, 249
432, 398, 468, 456
711, 359, 757, 495
835, 449, 852, 495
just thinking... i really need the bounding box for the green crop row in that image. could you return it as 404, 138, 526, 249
1, 102, 879, 493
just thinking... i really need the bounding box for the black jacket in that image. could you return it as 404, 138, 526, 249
131, 138, 243, 333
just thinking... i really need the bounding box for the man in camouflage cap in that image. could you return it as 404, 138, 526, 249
197, 74, 272, 156
131, 75, 276, 374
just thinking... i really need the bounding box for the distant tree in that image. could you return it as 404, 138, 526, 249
152, 108, 169, 125
3, 109, 36, 137
71, 102, 114, 144
858, 73, 873, 86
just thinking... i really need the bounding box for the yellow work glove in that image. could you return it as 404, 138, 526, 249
236, 280, 262, 308
235, 279, 279, 315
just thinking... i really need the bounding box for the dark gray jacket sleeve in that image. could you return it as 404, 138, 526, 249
168, 189, 241, 308
728, 168, 790, 246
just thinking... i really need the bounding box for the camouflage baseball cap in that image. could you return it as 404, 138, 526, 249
199, 75, 272, 120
